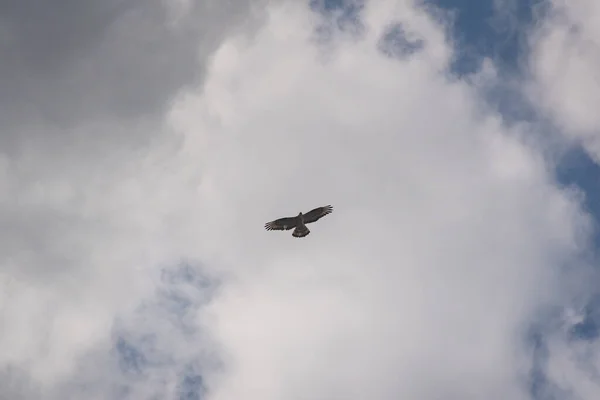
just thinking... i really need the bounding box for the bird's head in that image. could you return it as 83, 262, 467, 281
297, 212, 303, 217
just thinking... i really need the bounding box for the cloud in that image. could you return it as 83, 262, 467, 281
0, 0, 272, 396
0, 0, 595, 399
526, 1, 600, 398
527, 0, 600, 159
168, 2, 589, 400
0, 0, 272, 145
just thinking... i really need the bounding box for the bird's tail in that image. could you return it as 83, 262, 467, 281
292, 224, 310, 238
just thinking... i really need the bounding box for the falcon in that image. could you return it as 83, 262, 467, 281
264, 205, 333, 238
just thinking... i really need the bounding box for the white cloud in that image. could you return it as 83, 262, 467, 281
0, 0, 595, 399
528, 0, 600, 159
168, 2, 589, 400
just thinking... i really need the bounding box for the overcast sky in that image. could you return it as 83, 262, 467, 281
1, 0, 600, 399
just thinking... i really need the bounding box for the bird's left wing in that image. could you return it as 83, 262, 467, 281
303, 205, 333, 224
265, 216, 297, 231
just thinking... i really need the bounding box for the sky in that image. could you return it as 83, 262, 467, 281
2, 0, 600, 399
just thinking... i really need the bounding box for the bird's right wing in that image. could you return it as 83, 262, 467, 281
265, 216, 297, 231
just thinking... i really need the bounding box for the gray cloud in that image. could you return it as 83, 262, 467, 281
0, 0, 270, 142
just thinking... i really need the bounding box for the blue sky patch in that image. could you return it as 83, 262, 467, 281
109, 262, 219, 399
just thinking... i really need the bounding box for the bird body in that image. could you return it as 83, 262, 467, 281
291, 212, 309, 238
265, 205, 333, 238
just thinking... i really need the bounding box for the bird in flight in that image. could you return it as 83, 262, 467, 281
264, 205, 333, 238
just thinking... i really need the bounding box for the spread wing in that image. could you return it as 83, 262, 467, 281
303, 205, 333, 224
265, 216, 297, 231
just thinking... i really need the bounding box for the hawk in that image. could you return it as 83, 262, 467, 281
264, 205, 333, 238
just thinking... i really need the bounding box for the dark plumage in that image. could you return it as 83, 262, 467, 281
265, 205, 333, 238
